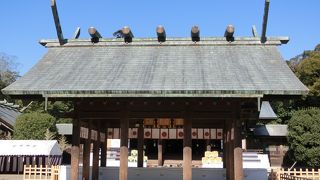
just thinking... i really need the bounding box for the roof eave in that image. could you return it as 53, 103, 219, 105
2, 89, 309, 98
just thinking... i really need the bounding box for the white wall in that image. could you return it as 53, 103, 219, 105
60, 166, 267, 180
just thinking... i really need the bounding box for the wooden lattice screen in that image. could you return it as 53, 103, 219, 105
23, 165, 60, 180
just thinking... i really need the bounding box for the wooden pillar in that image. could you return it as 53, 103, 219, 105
233, 104, 243, 180
225, 101, 243, 180
183, 116, 192, 180
137, 120, 144, 167
83, 122, 92, 180
119, 109, 129, 180
229, 120, 235, 180
224, 119, 232, 179
71, 118, 80, 180
157, 139, 163, 166
100, 140, 107, 167
100, 124, 107, 167
92, 123, 100, 180
223, 121, 229, 170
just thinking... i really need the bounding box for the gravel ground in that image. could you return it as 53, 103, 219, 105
0, 175, 23, 180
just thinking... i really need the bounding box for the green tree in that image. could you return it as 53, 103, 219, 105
0, 53, 19, 100
296, 57, 320, 88
295, 55, 320, 107
22, 101, 73, 123
13, 112, 57, 140
270, 100, 296, 124
273, 44, 320, 124
287, 108, 320, 167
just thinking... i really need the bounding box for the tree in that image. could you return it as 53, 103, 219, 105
287, 108, 320, 167
22, 101, 73, 123
296, 57, 320, 88
270, 100, 296, 124
273, 44, 320, 122
0, 53, 19, 100
295, 53, 320, 107
13, 112, 57, 140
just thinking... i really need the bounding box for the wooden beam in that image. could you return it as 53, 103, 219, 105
88, 27, 102, 43
88, 27, 102, 38
158, 139, 163, 166
92, 123, 100, 180
73, 27, 81, 39
191, 25, 200, 42
137, 120, 144, 167
224, 25, 235, 42
70, 118, 80, 180
252, 25, 258, 37
119, 109, 129, 180
78, 111, 232, 120
122, 26, 133, 43
50, 0, 65, 45
261, 0, 270, 43
183, 112, 192, 180
156, 25, 166, 43
82, 121, 91, 180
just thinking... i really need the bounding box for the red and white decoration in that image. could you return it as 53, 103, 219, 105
144, 128, 152, 139
204, 129, 210, 139
210, 129, 217, 139
113, 128, 120, 139
177, 129, 184, 139
106, 128, 223, 140
160, 129, 169, 139
152, 128, 160, 139
129, 128, 138, 139
169, 129, 177, 139
107, 128, 120, 139
217, 129, 223, 139
100, 133, 105, 142
91, 130, 98, 141
197, 129, 204, 139
107, 128, 113, 139
192, 128, 198, 139
80, 127, 88, 139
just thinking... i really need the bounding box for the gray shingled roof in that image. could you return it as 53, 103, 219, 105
0, 100, 21, 130
2, 37, 308, 97
254, 125, 288, 137
56, 123, 72, 135
259, 101, 277, 120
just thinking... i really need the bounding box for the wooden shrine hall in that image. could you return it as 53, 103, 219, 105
2, 1, 308, 180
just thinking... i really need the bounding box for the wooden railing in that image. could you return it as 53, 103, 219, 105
270, 168, 320, 180
23, 165, 60, 180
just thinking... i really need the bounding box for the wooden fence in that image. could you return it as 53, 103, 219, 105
280, 174, 311, 180
23, 165, 60, 180
270, 168, 320, 180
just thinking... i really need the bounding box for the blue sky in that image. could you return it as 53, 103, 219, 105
0, 0, 319, 75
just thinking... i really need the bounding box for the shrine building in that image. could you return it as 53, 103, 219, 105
1, 0, 308, 180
